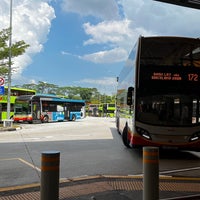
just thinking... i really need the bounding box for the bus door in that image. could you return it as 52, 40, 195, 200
32, 101, 41, 120
64, 104, 70, 120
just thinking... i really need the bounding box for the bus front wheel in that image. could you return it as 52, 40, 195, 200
122, 125, 131, 148
72, 114, 76, 121
42, 115, 49, 123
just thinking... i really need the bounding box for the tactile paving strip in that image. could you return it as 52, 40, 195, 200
0, 176, 199, 200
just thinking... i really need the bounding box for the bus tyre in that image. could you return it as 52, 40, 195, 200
43, 115, 49, 123
72, 114, 76, 121
122, 125, 131, 148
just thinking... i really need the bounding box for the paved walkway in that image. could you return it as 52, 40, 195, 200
0, 175, 200, 200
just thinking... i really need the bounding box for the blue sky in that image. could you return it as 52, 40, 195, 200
0, 0, 200, 94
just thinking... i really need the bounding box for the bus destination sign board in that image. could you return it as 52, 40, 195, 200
139, 65, 200, 92
140, 65, 200, 83
151, 72, 198, 82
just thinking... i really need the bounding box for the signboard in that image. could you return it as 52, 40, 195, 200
0, 77, 4, 86
0, 86, 5, 95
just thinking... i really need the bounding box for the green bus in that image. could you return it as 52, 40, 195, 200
99, 103, 115, 117
0, 87, 36, 120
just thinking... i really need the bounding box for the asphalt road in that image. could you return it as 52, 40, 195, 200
0, 117, 199, 188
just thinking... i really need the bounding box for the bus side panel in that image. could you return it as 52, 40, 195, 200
43, 112, 65, 122
52, 112, 65, 121
69, 111, 81, 120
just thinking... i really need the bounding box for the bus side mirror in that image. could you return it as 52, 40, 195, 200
127, 87, 134, 106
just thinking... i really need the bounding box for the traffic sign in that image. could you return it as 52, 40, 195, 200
0, 86, 5, 95
0, 77, 5, 86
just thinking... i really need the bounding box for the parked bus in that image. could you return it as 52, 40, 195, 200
64, 99, 86, 121
99, 103, 115, 117
116, 36, 200, 151
0, 87, 36, 120
88, 104, 99, 116
13, 94, 85, 123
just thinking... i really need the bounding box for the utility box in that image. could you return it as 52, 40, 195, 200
3, 119, 13, 127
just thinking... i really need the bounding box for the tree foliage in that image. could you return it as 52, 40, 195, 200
0, 28, 30, 78
16, 81, 115, 104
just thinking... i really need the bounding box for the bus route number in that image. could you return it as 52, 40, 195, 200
188, 74, 198, 81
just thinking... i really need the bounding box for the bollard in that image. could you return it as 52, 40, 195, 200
40, 151, 60, 200
143, 146, 159, 200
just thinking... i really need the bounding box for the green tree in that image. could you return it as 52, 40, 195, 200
37, 81, 58, 94
58, 86, 78, 98
20, 83, 38, 90
16, 81, 115, 103
79, 88, 93, 102
0, 28, 29, 78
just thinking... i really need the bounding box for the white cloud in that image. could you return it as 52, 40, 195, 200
0, 0, 55, 79
62, 0, 200, 64
61, 0, 120, 20
61, 51, 72, 56
81, 48, 127, 63
79, 77, 117, 94
81, 77, 116, 85
83, 20, 133, 46
121, 0, 200, 37
81, 19, 154, 63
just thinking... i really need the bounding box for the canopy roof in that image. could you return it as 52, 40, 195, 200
154, 0, 200, 10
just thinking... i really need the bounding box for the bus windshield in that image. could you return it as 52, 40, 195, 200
15, 100, 31, 115
136, 94, 199, 126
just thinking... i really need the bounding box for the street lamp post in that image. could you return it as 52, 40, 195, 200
7, 0, 13, 120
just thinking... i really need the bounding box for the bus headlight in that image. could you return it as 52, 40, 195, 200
136, 126, 152, 140
189, 132, 200, 142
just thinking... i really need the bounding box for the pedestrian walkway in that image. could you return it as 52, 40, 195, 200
0, 175, 200, 200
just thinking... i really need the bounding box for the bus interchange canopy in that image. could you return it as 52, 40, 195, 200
154, 0, 200, 10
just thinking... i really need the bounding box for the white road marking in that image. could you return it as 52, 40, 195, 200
160, 166, 200, 175
0, 157, 41, 172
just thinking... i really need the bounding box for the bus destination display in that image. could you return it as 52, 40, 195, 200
151, 72, 198, 82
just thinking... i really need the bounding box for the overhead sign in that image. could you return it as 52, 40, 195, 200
0, 86, 5, 95
0, 77, 5, 86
